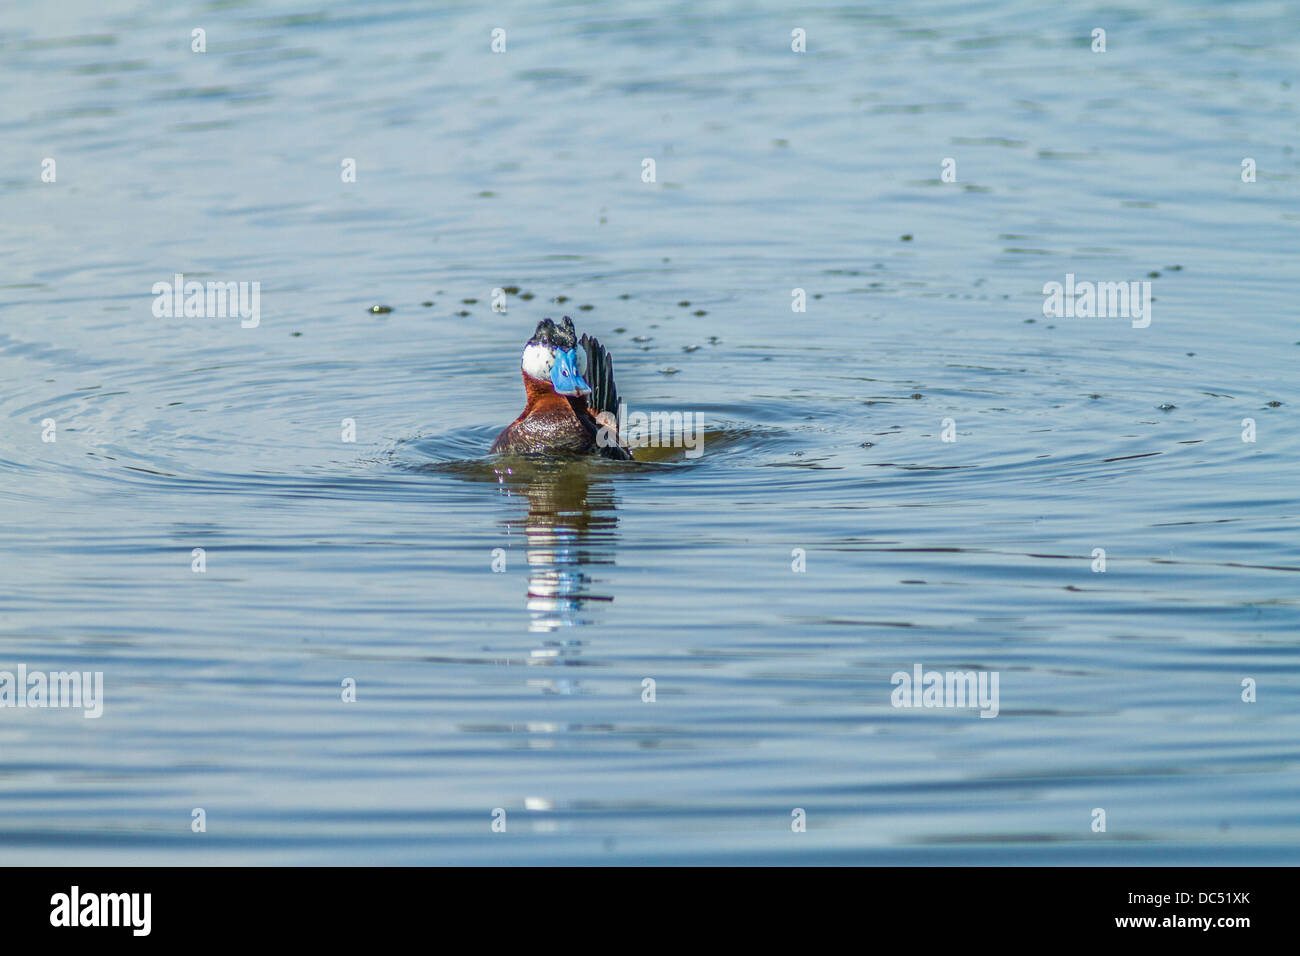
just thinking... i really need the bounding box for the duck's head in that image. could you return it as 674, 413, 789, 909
521, 316, 592, 397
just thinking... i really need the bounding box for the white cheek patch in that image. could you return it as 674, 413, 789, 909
575, 347, 587, 377
522, 343, 555, 381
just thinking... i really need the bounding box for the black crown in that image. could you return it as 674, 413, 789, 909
529, 315, 577, 349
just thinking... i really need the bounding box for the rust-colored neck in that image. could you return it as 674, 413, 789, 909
522, 371, 589, 417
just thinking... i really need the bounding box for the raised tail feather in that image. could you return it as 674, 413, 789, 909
580, 333, 619, 418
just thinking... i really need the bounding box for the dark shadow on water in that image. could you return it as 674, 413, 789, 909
384, 423, 786, 687
493, 458, 622, 637
389, 421, 777, 472
493, 460, 620, 696
393, 448, 634, 693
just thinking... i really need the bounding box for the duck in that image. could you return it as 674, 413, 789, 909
491, 316, 634, 460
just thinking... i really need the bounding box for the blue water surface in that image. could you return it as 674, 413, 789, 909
0, 0, 1296, 864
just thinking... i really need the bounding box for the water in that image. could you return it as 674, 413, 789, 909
1, 0, 1297, 864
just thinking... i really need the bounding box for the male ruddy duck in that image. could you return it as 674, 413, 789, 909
491, 316, 634, 460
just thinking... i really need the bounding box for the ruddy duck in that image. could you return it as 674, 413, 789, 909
491, 316, 634, 460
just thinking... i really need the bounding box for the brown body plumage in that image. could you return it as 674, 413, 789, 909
491, 317, 633, 460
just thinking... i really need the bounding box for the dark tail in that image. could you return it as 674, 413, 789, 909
580, 333, 619, 418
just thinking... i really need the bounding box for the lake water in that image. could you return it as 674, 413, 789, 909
1, 0, 1297, 864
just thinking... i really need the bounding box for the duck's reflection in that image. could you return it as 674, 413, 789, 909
494, 460, 619, 691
